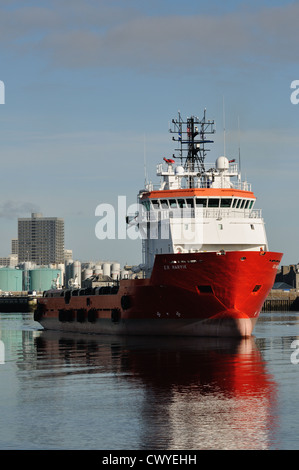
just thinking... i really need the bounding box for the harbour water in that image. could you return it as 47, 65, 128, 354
0, 311, 299, 450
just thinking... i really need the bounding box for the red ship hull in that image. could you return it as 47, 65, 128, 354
35, 251, 282, 337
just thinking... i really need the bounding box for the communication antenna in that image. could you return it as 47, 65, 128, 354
223, 96, 226, 157
143, 134, 148, 186
169, 109, 215, 188
238, 116, 241, 173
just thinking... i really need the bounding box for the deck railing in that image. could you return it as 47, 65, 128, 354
129, 208, 262, 223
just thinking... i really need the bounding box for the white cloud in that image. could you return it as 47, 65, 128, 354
0, 200, 39, 219
2, 2, 299, 72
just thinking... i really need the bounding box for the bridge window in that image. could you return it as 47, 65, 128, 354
169, 199, 177, 208
240, 200, 246, 209
186, 199, 194, 208
151, 200, 160, 209
208, 198, 219, 208
160, 199, 169, 209
178, 199, 187, 208
236, 199, 242, 208
196, 198, 207, 207
220, 198, 232, 208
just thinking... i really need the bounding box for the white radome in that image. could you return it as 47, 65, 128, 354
216, 156, 229, 171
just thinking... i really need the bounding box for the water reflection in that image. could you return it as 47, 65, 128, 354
0, 313, 280, 449
29, 331, 278, 450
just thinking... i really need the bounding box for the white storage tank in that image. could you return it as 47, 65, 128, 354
22, 262, 33, 291
82, 268, 93, 280
73, 261, 82, 286
121, 270, 129, 279
103, 263, 111, 277
64, 260, 73, 287
94, 264, 103, 275
24, 262, 33, 270
111, 263, 120, 280
57, 263, 65, 284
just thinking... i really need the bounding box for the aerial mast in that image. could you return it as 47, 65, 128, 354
169, 109, 215, 188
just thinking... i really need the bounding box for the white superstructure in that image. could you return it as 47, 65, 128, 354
134, 112, 268, 277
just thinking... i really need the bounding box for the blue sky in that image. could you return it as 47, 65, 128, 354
0, 0, 298, 266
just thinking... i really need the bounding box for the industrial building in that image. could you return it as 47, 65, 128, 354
0, 264, 63, 294
0, 268, 22, 292
11, 238, 18, 255
274, 264, 299, 290
0, 254, 18, 267
64, 261, 123, 288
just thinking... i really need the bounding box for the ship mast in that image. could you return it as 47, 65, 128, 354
169, 109, 215, 188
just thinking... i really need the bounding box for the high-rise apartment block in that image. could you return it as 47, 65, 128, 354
18, 213, 64, 265
11, 238, 18, 255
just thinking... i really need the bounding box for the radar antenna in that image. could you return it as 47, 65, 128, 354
169, 109, 215, 188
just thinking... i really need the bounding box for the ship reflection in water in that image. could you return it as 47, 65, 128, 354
33, 331, 277, 450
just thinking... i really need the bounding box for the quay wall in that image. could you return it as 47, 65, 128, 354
262, 290, 299, 312
0, 294, 37, 312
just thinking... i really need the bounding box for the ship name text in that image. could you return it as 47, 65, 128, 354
164, 264, 187, 270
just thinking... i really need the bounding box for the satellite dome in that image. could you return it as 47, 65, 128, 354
216, 156, 229, 171
175, 166, 184, 175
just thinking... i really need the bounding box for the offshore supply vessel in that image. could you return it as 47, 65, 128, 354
35, 110, 282, 337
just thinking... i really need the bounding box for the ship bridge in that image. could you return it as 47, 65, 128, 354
140, 155, 258, 218
133, 111, 268, 276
